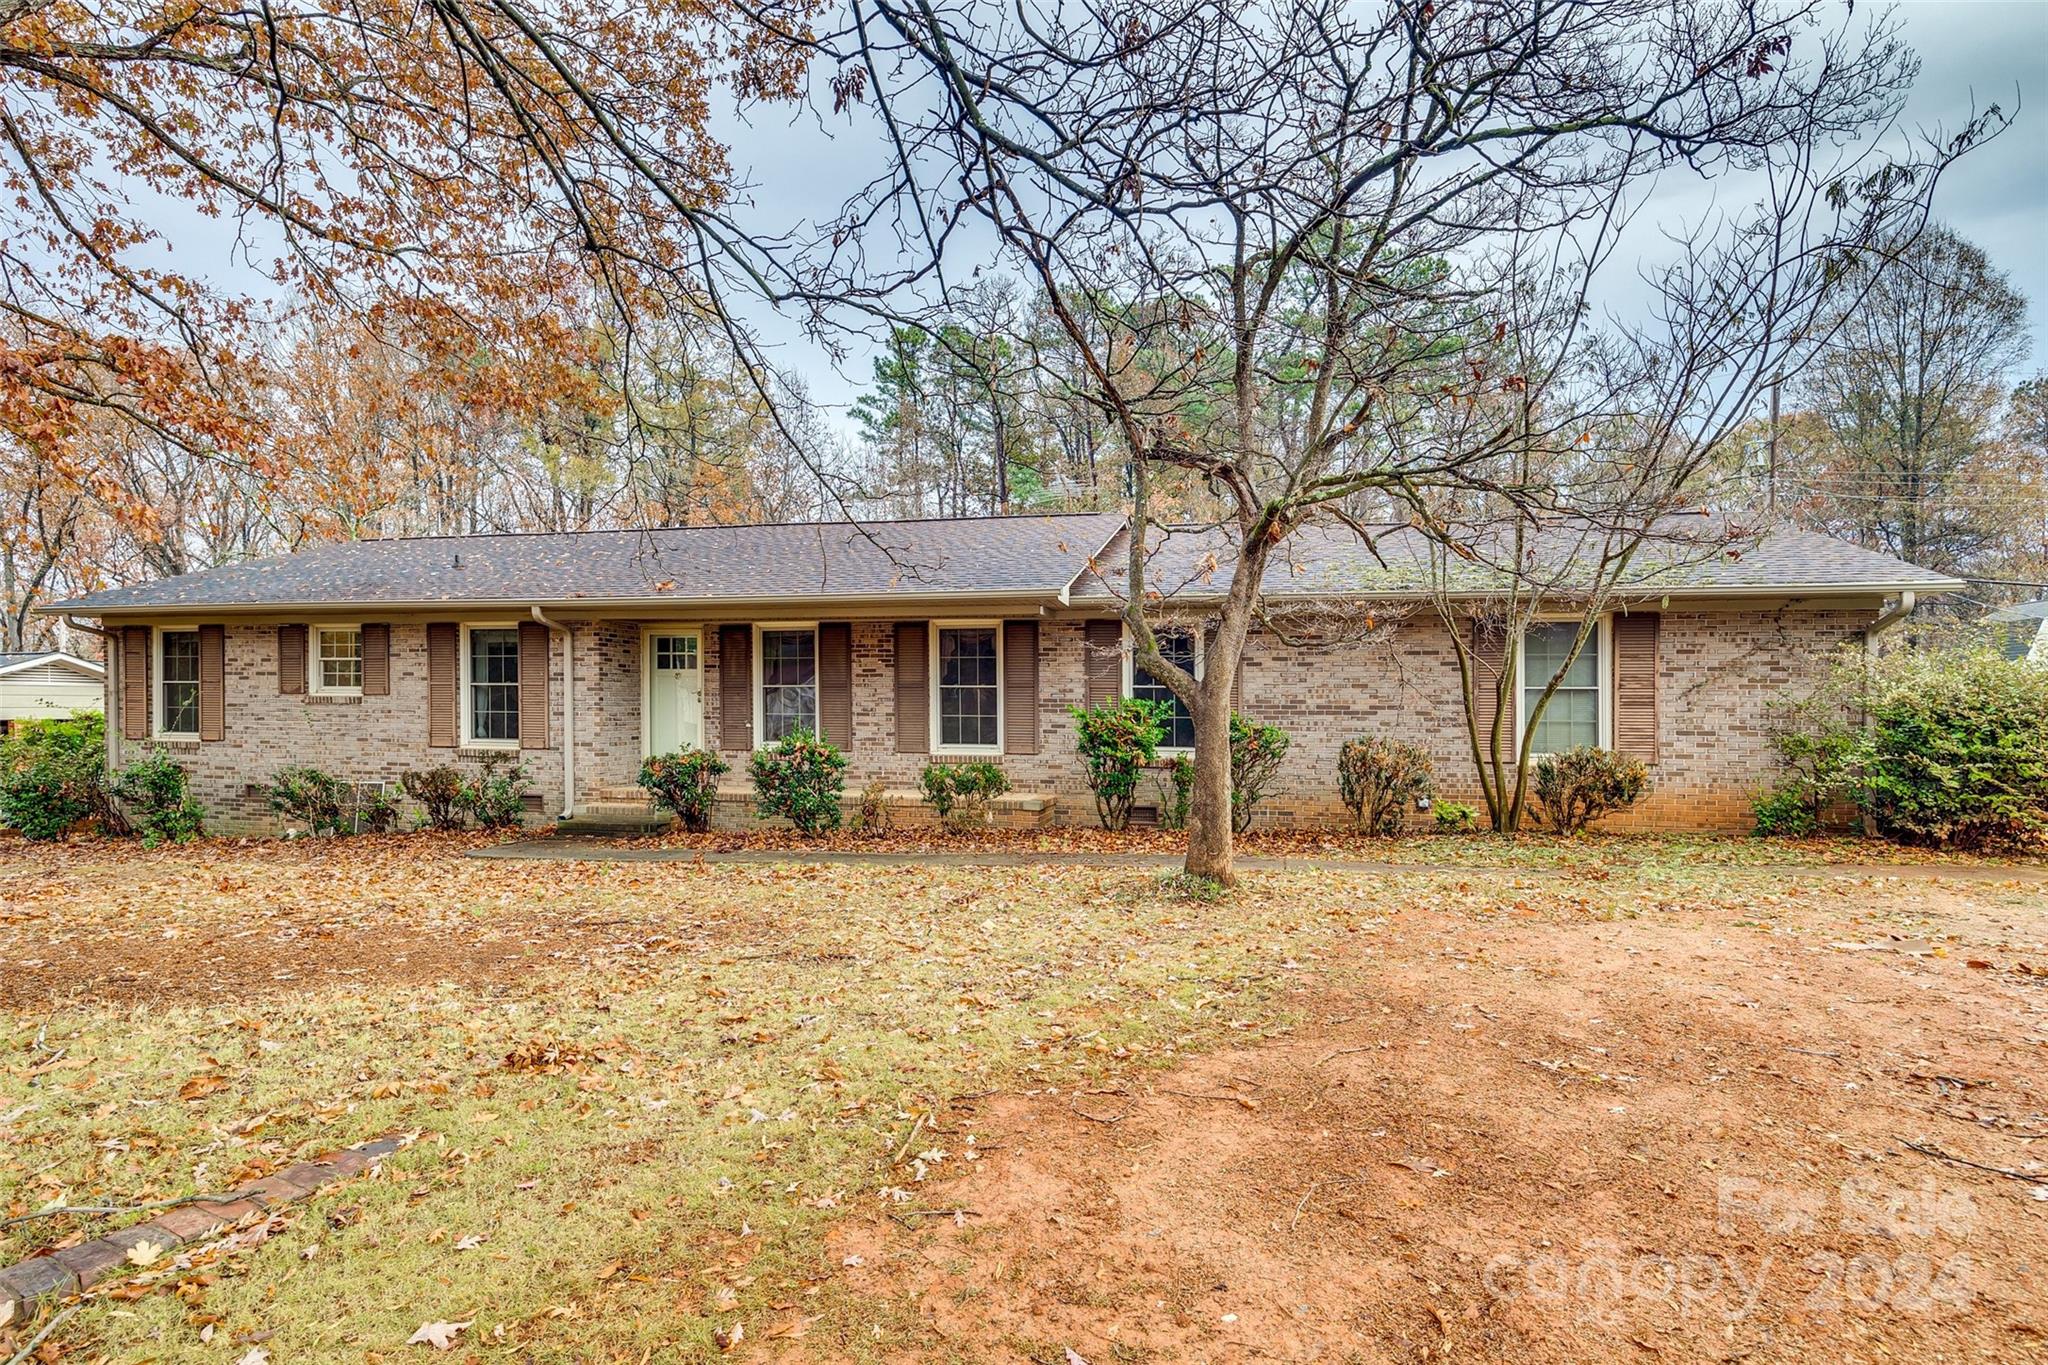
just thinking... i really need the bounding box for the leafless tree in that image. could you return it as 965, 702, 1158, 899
761, 0, 2003, 881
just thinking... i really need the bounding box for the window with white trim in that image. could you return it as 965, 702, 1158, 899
934, 625, 1000, 750
1522, 621, 1601, 753
157, 629, 200, 736
467, 627, 520, 744
314, 626, 363, 695
1131, 629, 1198, 750
759, 628, 817, 742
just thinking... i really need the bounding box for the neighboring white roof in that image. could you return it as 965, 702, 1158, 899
0, 651, 104, 678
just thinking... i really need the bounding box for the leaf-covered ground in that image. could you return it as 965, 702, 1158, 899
2, 835, 2044, 1363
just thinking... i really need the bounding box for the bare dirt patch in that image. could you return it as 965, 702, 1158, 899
834, 877, 2048, 1363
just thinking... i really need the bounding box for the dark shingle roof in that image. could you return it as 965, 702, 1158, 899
48, 514, 1126, 614
1070, 521, 1962, 602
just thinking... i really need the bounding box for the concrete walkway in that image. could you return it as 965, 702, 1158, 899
469, 839, 2048, 883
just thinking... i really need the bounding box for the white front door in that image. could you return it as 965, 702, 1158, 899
647, 632, 704, 755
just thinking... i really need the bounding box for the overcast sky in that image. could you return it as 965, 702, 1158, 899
709, 0, 2048, 426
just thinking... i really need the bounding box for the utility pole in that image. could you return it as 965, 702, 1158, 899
1767, 374, 1781, 519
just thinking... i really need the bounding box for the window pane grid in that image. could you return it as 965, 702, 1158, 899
1132, 630, 1197, 749
161, 631, 199, 735
1524, 622, 1599, 754
469, 628, 520, 742
654, 636, 697, 671
318, 628, 362, 692
937, 627, 998, 748
761, 630, 817, 742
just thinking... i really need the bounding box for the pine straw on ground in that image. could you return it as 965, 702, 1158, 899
1, 837, 2043, 1363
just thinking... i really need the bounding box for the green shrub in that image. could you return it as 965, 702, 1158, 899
638, 749, 730, 832
1072, 699, 1168, 831
110, 747, 206, 846
1153, 754, 1195, 831
1751, 784, 1819, 838
1336, 736, 1433, 836
748, 729, 847, 834
400, 766, 467, 830
457, 753, 533, 829
1229, 714, 1290, 834
266, 765, 396, 835
1858, 649, 2048, 849
918, 760, 1011, 830
0, 711, 112, 839
1531, 746, 1649, 834
1432, 799, 1478, 834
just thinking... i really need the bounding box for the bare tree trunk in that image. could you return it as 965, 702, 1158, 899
1183, 668, 1236, 883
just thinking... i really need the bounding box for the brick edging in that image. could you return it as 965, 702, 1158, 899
0, 1133, 408, 1326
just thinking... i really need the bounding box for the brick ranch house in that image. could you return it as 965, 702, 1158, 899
44, 512, 1958, 833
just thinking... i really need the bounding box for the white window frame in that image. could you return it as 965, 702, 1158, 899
1121, 624, 1203, 754
152, 624, 202, 741
752, 621, 820, 748
310, 624, 364, 698
929, 619, 1005, 755
1514, 614, 1612, 759
458, 621, 522, 750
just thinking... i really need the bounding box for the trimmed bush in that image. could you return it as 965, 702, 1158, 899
1336, 736, 1434, 836
1531, 746, 1649, 834
1432, 800, 1478, 834
0, 711, 112, 839
1153, 754, 1195, 831
1751, 784, 1819, 838
458, 753, 533, 829
1859, 649, 2048, 849
1072, 698, 1167, 831
748, 729, 847, 834
401, 766, 467, 830
638, 749, 730, 832
919, 760, 1012, 830
110, 747, 206, 846
267, 765, 397, 835
1229, 714, 1290, 834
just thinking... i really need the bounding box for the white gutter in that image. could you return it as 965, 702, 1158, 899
529, 607, 575, 820
63, 617, 120, 775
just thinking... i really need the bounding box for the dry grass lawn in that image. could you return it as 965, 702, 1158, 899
2, 834, 2045, 1364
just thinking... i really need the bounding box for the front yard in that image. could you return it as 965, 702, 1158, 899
2, 836, 2044, 1362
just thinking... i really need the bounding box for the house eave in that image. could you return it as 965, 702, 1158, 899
42, 587, 1069, 620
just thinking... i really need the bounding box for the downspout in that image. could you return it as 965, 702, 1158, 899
65, 617, 119, 776
530, 607, 575, 820
1866, 590, 1916, 643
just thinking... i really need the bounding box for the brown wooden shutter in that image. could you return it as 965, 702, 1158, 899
361, 623, 391, 697
278, 624, 306, 696
121, 625, 148, 740
1082, 619, 1121, 709
893, 622, 928, 754
427, 623, 457, 748
1469, 618, 1516, 751
1611, 612, 1660, 762
1202, 621, 1247, 716
197, 624, 225, 742
1002, 619, 1040, 755
719, 625, 752, 750
818, 622, 853, 748
517, 620, 550, 749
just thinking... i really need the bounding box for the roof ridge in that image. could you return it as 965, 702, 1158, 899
314, 508, 1122, 549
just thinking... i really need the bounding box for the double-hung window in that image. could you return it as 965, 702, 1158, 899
157, 629, 200, 737
1131, 629, 1198, 750
933, 624, 1000, 750
467, 627, 520, 744
759, 627, 818, 742
1521, 620, 1603, 754
314, 626, 363, 696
